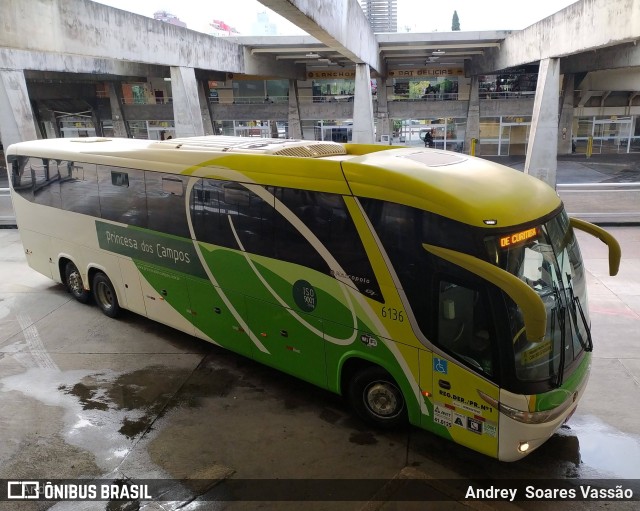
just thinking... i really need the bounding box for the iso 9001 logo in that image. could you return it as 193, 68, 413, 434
7, 481, 40, 499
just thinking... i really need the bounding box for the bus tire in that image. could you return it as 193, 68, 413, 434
92, 272, 120, 318
347, 366, 407, 429
64, 261, 91, 304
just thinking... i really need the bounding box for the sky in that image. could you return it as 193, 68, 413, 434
93, 0, 579, 35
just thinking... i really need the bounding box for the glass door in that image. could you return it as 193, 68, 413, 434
499, 121, 530, 156
593, 118, 633, 154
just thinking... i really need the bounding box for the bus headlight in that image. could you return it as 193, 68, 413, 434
518, 441, 530, 453
478, 390, 564, 425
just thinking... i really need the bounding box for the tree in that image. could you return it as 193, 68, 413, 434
452, 10, 460, 31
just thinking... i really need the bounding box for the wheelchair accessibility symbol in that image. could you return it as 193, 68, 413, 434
433, 357, 448, 374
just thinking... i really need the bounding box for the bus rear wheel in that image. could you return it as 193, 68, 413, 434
64, 261, 91, 304
348, 366, 407, 429
92, 272, 120, 318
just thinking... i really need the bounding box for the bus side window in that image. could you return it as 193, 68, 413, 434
146, 172, 190, 238
32, 158, 62, 209
97, 166, 147, 228
271, 187, 328, 273
190, 178, 275, 256
275, 188, 383, 301
11, 156, 34, 200
59, 162, 100, 217
223, 182, 275, 257
438, 280, 495, 377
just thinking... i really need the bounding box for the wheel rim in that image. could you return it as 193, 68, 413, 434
68, 270, 83, 295
95, 281, 114, 310
364, 380, 402, 419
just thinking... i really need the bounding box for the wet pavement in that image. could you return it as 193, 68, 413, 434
0, 224, 639, 510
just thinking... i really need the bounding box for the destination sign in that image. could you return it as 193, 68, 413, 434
499, 228, 538, 249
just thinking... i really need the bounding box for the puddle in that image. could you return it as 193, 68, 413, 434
566, 414, 640, 478
1, 360, 243, 469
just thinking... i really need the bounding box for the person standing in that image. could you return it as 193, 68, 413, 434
424, 130, 434, 148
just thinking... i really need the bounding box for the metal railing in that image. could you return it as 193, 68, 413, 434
558, 182, 640, 223
121, 97, 173, 105
211, 96, 289, 104
390, 93, 459, 101
480, 91, 536, 100
309, 95, 355, 103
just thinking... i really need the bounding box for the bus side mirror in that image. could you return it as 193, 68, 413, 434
569, 217, 621, 276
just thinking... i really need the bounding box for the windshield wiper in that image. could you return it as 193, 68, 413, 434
553, 282, 567, 388
566, 275, 593, 352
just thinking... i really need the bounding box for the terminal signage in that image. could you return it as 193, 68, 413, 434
307, 69, 357, 79
388, 67, 464, 78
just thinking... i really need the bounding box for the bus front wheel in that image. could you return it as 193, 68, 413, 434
64, 261, 91, 304
92, 272, 120, 318
348, 366, 407, 429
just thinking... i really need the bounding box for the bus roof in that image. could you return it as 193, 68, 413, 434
341, 148, 562, 228
8, 136, 561, 228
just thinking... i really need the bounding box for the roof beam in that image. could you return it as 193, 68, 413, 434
468, 0, 640, 74
384, 51, 484, 58
252, 47, 333, 54
257, 0, 382, 73
381, 43, 500, 51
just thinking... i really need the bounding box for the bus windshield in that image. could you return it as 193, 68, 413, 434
485, 210, 590, 386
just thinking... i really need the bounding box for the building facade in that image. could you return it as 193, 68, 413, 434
359, 0, 398, 33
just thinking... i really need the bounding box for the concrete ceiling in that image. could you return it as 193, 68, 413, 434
228, 32, 509, 76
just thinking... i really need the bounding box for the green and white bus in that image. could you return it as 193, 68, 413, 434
7, 136, 620, 461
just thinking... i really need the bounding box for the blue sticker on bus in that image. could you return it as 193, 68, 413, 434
433, 357, 448, 374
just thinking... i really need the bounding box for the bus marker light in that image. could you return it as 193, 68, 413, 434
518, 442, 530, 453
421, 390, 432, 397
483, 219, 497, 225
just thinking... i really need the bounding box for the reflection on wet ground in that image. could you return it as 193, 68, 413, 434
565, 414, 640, 478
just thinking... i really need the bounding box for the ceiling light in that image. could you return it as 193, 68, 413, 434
305, 52, 320, 58
432, 50, 446, 55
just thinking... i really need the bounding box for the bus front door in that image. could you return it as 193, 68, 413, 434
430, 280, 500, 457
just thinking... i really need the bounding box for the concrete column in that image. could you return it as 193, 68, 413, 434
288, 79, 302, 139
0, 69, 38, 147
198, 80, 215, 136
464, 75, 480, 155
91, 108, 103, 137
40, 108, 61, 139
108, 82, 129, 138
524, 58, 560, 187
352, 64, 375, 144
558, 74, 575, 155
170, 66, 204, 138
375, 77, 391, 143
